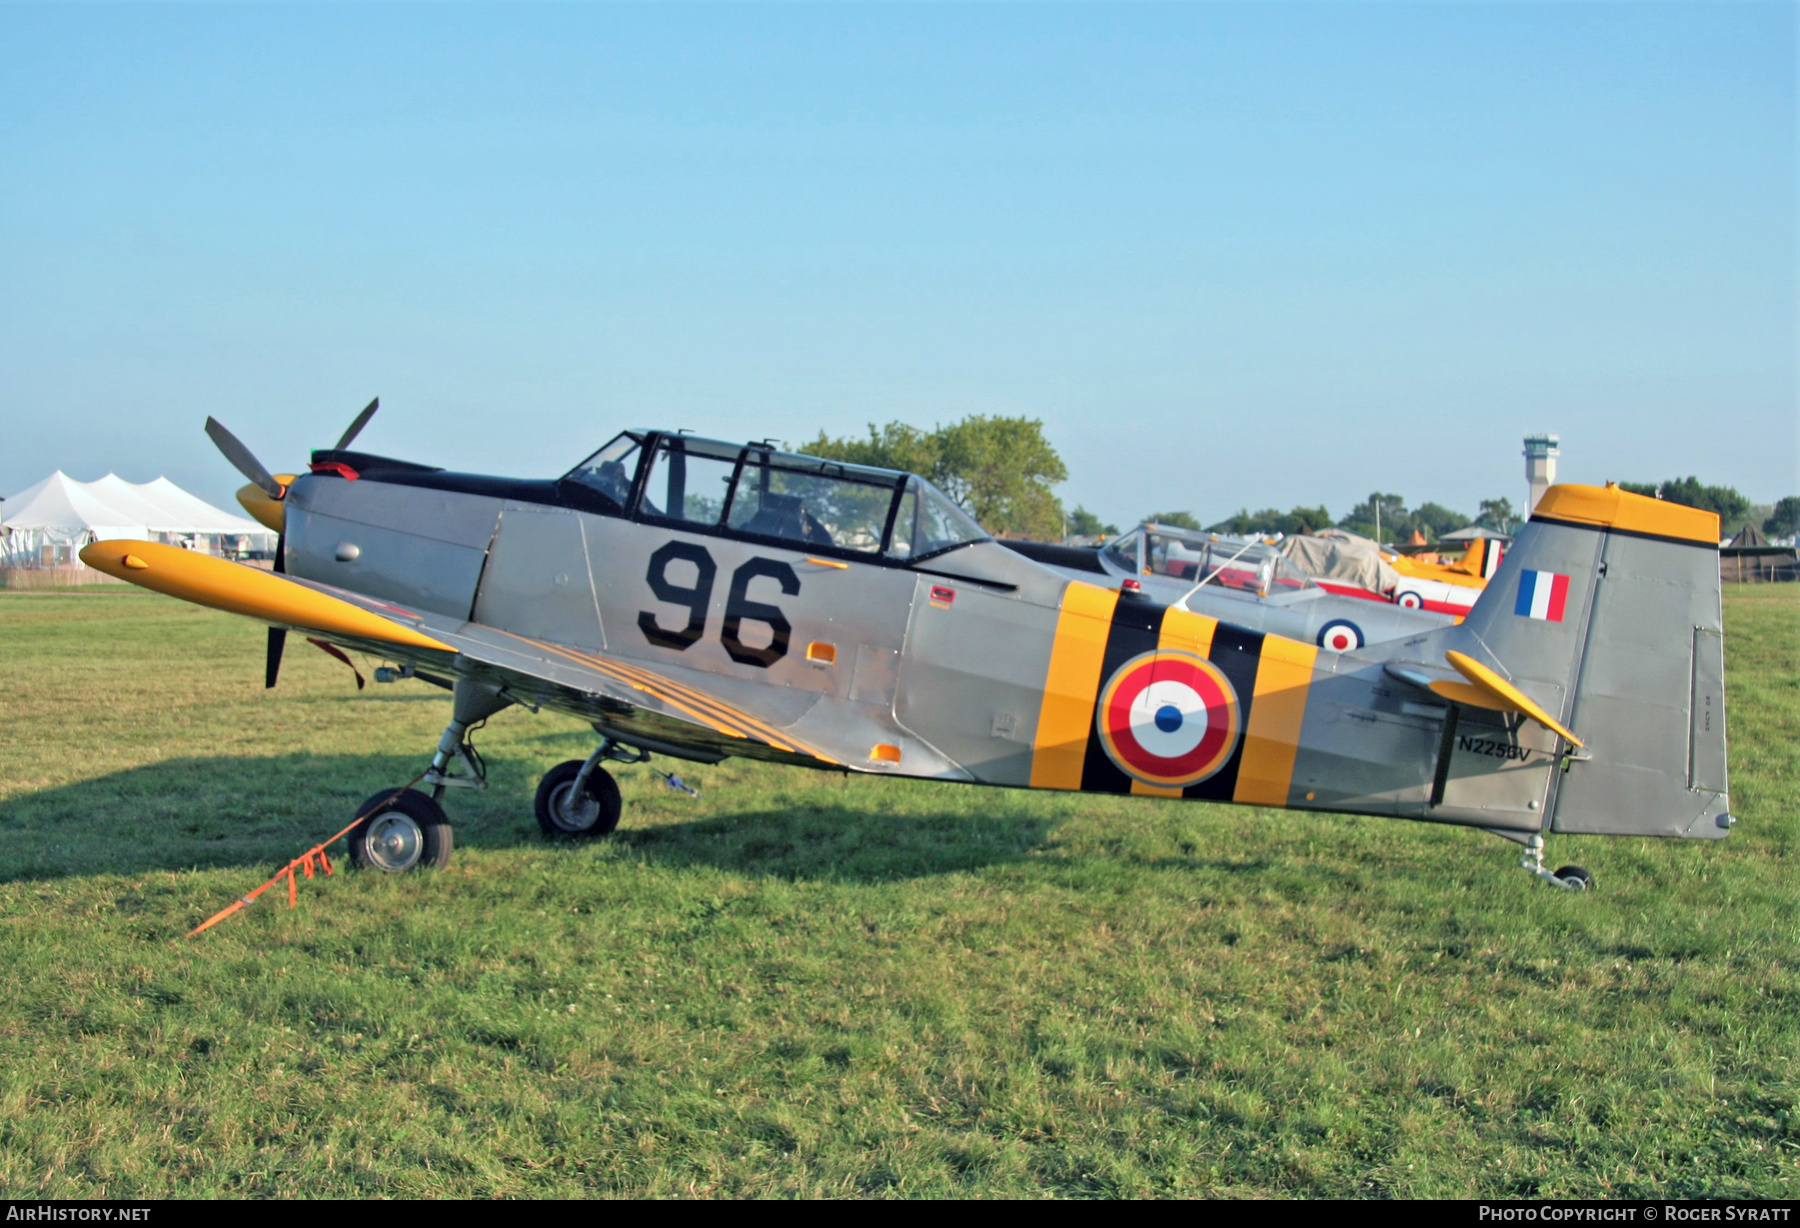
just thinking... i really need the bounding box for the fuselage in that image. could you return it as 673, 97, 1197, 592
249, 434, 1728, 846
273, 434, 1547, 837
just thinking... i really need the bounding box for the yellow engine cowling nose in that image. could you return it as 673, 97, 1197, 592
235, 476, 295, 534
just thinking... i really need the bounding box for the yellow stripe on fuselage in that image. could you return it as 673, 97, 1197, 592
1129, 780, 1184, 798
1029, 581, 1119, 790
1232, 634, 1317, 807
1156, 604, 1218, 658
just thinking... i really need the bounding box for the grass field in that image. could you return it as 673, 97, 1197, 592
0, 585, 1794, 1198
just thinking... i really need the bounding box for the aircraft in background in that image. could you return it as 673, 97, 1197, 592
1005, 523, 1455, 653
1277, 529, 1503, 617
1387, 537, 1506, 614
82, 406, 1733, 891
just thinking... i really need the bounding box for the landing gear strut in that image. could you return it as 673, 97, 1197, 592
349, 678, 512, 874
1519, 833, 1592, 891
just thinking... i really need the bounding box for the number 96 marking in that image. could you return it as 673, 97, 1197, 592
638, 542, 797, 668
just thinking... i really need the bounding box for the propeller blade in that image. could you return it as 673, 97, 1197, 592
265, 626, 286, 689
274, 530, 286, 574
334, 397, 379, 451
205, 417, 284, 498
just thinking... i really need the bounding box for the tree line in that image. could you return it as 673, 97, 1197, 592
1621, 480, 1799, 541
806, 417, 1796, 544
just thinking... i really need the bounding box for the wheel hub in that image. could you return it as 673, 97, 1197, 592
553, 782, 601, 832
365, 811, 424, 872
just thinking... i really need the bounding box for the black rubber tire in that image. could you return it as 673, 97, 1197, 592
535, 760, 623, 838
1553, 865, 1593, 891
349, 788, 452, 872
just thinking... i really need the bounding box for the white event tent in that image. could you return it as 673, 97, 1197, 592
1, 471, 275, 570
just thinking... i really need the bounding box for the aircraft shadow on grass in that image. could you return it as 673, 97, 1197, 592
0, 753, 1059, 885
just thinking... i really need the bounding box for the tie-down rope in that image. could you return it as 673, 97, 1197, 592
183, 772, 427, 939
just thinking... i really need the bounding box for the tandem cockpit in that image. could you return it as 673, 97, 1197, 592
564, 431, 991, 565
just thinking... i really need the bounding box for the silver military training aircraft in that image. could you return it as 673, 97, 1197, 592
82, 405, 1734, 891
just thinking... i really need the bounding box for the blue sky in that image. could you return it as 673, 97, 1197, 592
2, 2, 1793, 528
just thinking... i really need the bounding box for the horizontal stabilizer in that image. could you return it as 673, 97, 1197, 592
1429, 650, 1583, 747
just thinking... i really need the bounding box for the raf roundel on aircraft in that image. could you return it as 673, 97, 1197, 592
1095, 650, 1241, 789
1316, 618, 1364, 653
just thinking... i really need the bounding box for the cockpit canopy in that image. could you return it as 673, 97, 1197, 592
1102, 523, 1316, 598
565, 431, 990, 564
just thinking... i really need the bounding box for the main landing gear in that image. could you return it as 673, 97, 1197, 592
535, 742, 632, 838
347, 678, 700, 873
536, 737, 702, 837
349, 677, 508, 875
348, 788, 453, 872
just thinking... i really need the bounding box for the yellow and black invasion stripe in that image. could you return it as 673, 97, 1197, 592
1029, 581, 1316, 808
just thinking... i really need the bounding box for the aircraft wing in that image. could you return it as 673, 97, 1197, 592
79, 540, 836, 769
397, 617, 841, 768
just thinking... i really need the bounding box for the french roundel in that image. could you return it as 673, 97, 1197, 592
1316, 618, 1363, 652
1095, 650, 1241, 789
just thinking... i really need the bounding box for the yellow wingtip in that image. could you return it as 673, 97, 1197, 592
79, 539, 451, 654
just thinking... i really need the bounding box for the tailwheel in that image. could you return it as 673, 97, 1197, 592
1517, 834, 1593, 891
535, 759, 623, 838
349, 788, 453, 872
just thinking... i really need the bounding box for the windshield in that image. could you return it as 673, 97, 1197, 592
1104, 530, 1141, 574
563, 432, 645, 512
886, 477, 990, 562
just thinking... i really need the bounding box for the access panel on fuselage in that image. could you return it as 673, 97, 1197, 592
285, 475, 502, 620
892, 576, 1063, 787
472, 503, 606, 651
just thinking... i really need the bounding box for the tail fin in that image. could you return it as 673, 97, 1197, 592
1447, 536, 1505, 579
1480, 536, 1504, 579
1447, 484, 1728, 839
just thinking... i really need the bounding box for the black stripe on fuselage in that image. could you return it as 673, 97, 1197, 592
1183, 622, 1264, 801
1079, 595, 1164, 793
1077, 597, 1266, 798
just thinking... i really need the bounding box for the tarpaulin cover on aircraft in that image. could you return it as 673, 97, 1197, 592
1276, 530, 1401, 596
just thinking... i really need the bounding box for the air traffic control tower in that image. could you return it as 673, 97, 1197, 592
1524, 433, 1560, 514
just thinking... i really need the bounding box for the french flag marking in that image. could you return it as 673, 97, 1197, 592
1514, 570, 1570, 622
